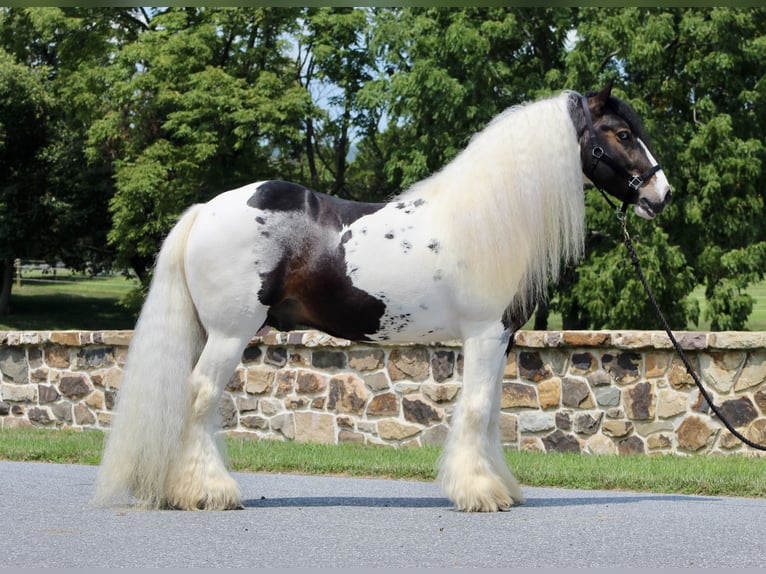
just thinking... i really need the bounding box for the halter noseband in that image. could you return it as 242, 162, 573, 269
580, 95, 662, 213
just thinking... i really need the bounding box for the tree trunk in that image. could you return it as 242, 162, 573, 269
533, 301, 549, 330
329, 101, 351, 197
305, 117, 319, 189
129, 254, 151, 286
0, 258, 14, 315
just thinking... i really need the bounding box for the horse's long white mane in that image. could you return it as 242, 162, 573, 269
403, 91, 585, 318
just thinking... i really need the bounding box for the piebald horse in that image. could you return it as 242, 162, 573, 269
95, 83, 671, 512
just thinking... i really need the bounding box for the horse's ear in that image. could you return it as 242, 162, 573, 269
590, 78, 614, 115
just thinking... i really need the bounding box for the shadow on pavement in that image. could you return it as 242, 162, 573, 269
245, 492, 719, 509
516, 494, 718, 508
245, 496, 450, 508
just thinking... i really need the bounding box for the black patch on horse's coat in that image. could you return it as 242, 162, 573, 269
384, 231, 394, 239
401, 240, 412, 252
248, 181, 308, 212
251, 180, 388, 341
427, 240, 440, 253
502, 293, 535, 355
249, 180, 384, 230
380, 312, 412, 334
396, 199, 425, 214
255, 216, 266, 224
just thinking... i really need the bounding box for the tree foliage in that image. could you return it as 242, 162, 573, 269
86, 7, 310, 279
2, 6, 765, 330
365, 7, 574, 190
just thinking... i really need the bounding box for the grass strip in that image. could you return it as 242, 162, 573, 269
227, 437, 441, 480
0, 429, 763, 498
510, 450, 766, 498
0, 428, 104, 465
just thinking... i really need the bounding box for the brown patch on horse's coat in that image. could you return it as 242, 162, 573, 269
250, 180, 387, 341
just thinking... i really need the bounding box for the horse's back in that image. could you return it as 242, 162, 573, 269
247, 180, 385, 229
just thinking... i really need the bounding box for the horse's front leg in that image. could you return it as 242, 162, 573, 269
438, 321, 524, 512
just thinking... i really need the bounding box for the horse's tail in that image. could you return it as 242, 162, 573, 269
94, 205, 206, 509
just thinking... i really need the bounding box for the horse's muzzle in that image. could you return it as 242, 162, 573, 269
636, 188, 672, 219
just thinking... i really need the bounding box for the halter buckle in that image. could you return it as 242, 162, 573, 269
628, 174, 644, 191
592, 146, 605, 159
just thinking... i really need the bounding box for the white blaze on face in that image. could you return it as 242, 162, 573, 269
634, 138, 671, 219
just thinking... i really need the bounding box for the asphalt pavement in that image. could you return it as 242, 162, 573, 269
1, 460, 763, 569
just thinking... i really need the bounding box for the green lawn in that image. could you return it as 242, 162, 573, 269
689, 281, 766, 331
0, 271, 139, 331
750, 282, 766, 329
1, 428, 763, 498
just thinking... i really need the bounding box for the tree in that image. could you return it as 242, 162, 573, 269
88, 7, 311, 283
295, 8, 378, 200
0, 49, 55, 314
0, 7, 147, 314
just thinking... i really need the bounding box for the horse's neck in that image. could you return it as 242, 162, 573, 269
402, 94, 586, 315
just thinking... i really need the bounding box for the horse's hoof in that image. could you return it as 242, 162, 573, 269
193, 497, 244, 511
452, 491, 515, 513
163, 491, 243, 511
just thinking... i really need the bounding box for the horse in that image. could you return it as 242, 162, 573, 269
94, 82, 671, 512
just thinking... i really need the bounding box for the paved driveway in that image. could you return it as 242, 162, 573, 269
1, 460, 763, 568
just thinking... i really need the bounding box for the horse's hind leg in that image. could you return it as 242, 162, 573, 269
164, 330, 253, 510
438, 322, 524, 512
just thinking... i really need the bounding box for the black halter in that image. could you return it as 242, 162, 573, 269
580, 95, 662, 213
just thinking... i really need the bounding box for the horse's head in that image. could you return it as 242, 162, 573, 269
577, 81, 672, 219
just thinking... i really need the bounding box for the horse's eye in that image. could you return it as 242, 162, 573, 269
617, 131, 630, 141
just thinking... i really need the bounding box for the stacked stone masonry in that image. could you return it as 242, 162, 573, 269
1, 329, 765, 457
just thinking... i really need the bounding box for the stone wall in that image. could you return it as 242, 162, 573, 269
1, 329, 765, 456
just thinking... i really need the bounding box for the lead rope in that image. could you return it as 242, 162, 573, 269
616, 210, 766, 451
